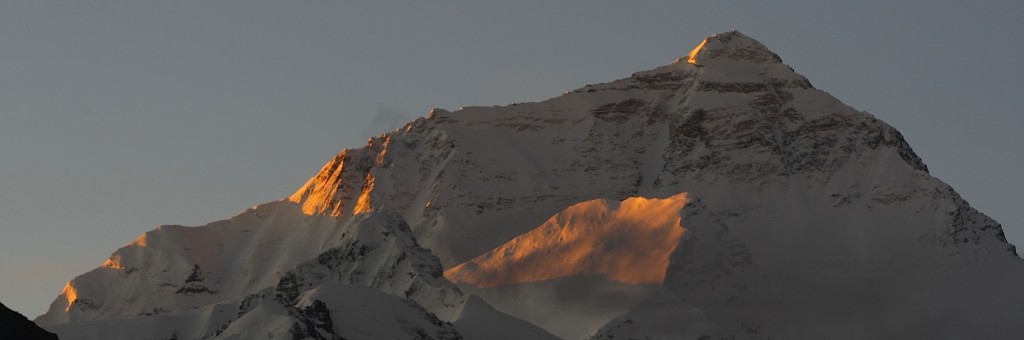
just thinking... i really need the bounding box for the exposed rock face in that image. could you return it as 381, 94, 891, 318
227, 284, 464, 340
37, 31, 1024, 339
0, 302, 58, 340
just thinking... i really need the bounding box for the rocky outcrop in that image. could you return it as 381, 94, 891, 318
0, 302, 58, 340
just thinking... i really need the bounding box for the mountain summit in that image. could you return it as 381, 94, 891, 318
682, 30, 782, 65
38, 32, 1024, 340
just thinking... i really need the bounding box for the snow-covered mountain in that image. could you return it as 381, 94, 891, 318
37, 31, 1024, 339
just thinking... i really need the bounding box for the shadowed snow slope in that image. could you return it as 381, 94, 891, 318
459, 275, 665, 340
454, 295, 559, 340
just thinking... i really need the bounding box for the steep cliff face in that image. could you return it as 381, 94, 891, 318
38, 31, 1024, 340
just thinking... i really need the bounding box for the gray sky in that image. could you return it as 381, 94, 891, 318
1, 1, 1021, 316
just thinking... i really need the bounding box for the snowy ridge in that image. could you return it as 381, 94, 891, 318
38, 31, 1024, 339
43, 283, 463, 340
445, 193, 690, 288
273, 210, 466, 322
40, 202, 553, 339
37, 200, 349, 325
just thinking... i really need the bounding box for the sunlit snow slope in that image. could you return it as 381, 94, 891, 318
445, 193, 688, 288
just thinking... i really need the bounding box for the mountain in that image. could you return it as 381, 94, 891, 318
1, 301, 58, 340
37, 201, 553, 339
37, 31, 1024, 339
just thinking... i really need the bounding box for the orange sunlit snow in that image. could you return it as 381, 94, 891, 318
352, 173, 376, 215
289, 151, 348, 215
685, 38, 709, 65
128, 235, 148, 247
444, 193, 689, 288
101, 255, 126, 270
61, 282, 78, 312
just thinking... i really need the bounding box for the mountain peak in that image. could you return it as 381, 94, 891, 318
38, 30, 1024, 340
680, 30, 783, 66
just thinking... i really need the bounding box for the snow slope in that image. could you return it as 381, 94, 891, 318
447, 194, 756, 339
43, 283, 463, 340
38, 201, 552, 339
38, 31, 1024, 339
445, 193, 689, 288
453, 295, 558, 340
37, 200, 347, 325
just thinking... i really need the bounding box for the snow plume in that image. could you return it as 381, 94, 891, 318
362, 105, 413, 139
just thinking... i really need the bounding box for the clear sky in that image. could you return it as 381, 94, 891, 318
1, 1, 1021, 316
